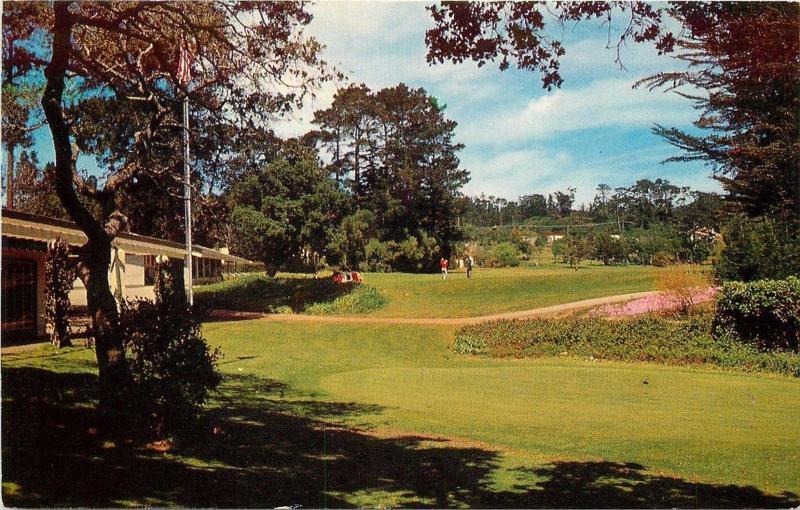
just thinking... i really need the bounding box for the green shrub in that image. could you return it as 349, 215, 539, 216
195, 275, 360, 313
44, 238, 74, 348
453, 335, 487, 355
651, 251, 674, 267
120, 265, 221, 438
488, 242, 520, 268
359, 233, 441, 272
363, 238, 398, 272
455, 313, 800, 377
712, 277, 800, 352
305, 285, 387, 315
715, 215, 800, 281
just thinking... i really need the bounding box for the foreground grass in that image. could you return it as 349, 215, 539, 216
200, 263, 660, 319
3, 319, 799, 507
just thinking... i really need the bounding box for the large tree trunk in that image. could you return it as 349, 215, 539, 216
6, 144, 14, 209
78, 240, 128, 408
41, 3, 130, 417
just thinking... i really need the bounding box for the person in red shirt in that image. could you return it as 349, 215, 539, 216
440, 257, 449, 280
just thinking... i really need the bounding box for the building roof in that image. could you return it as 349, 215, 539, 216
1, 208, 252, 264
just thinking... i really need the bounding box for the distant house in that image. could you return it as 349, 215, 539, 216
1, 208, 250, 340
546, 234, 564, 245
690, 227, 721, 243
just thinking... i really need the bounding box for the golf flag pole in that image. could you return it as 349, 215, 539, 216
178, 41, 193, 305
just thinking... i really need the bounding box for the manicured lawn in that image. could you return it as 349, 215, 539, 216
199, 263, 661, 318
4, 319, 798, 508
363, 264, 659, 318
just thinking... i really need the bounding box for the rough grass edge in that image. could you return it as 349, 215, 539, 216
454, 315, 800, 378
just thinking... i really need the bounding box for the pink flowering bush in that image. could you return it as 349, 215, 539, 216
589, 287, 718, 318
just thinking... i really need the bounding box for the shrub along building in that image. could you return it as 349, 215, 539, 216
1, 208, 250, 341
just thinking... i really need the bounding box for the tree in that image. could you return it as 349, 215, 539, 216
638, 3, 799, 219
525, 235, 545, 267
312, 82, 469, 267
519, 193, 547, 218
562, 235, 590, 271
553, 187, 576, 218
592, 232, 627, 265
228, 153, 345, 276
8, 1, 328, 413
12, 152, 68, 217
326, 209, 376, 269
2, 2, 47, 209
426, 2, 676, 90
715, 215, 800, 282
313, 83, 375, 191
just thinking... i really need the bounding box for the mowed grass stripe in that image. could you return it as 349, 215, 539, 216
198, 263, 661, 318
202, 320, 800, 495
363, 265, 659, 318
320, 363, 800, 494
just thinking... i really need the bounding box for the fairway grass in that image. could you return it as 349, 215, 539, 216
3, 319, 798, 507
362, 265, 660, 318
204, 263, 661, 319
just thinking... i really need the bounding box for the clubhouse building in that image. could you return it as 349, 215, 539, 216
1, 208, 250, 341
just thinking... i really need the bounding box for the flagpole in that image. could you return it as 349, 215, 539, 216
183, 94, 193, 305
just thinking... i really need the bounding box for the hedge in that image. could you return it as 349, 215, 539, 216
455, 314, 800, 377
712, 276, 800, 352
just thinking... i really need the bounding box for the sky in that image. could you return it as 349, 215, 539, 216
272, 1, 722, 206
13, 1, 722, 208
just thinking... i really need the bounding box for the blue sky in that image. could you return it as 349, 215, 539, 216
273, 1, 722, 206
13, 1, 721, 208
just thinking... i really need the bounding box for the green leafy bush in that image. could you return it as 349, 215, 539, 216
651, 250, 675, 267
715, 215, 800, 281
487, 242, 520, 268
358, 232, 442, 272
453, 335, 487, 355
712, 277, 800, 352
120, 264, 221, 437
196, 274, 360, 313
455, 314, 800, 377
44, 238, 74, 348
305, 285, 387, 315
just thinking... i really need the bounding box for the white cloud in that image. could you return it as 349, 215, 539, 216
458, 77, 695, 148
461, 143, 721, 205
461, 149, 574, 200
268, 2, 720, 205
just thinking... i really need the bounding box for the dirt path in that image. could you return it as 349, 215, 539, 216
2, 291, 663, 355
210, 290, 660, 326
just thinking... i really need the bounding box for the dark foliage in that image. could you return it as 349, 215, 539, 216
641, 3, 799, 218
119, 263, 221, 438
713, 277, 800, 353
426, 2, 675, 90
44, 237, 74, 348
715, 215, 800, 281
195, 274, 363, 314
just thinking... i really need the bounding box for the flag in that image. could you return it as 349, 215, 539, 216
176, 41, 191, 86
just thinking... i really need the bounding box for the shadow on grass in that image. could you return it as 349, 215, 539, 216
195, 276, 359, 315
2, 366, 797, 508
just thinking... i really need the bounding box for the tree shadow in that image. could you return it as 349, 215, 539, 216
196, 277, 360, 315
504, 462, 799, 508
2, 366, 797, 508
